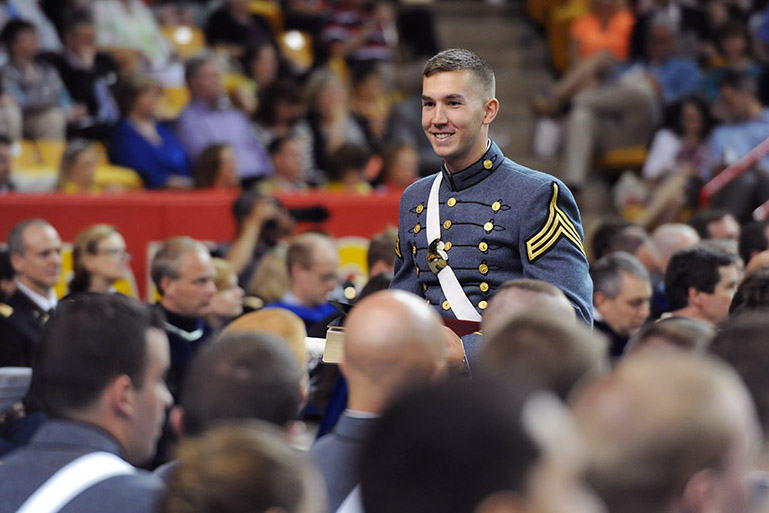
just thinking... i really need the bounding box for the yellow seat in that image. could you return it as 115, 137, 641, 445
527, 0, 565, 25
547, 0, 589, 73
280, 30, 314, 72
597, 146, 648, 172
161, 25, 207, 59
36, 139, 66, 169
158, 86, 190, 120
249, 0, 284, 34
11, 139, 42, 169
95, 165, 144, 190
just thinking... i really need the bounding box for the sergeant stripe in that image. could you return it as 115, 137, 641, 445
526, 183, 586, 262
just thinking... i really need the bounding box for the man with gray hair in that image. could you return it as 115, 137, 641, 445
0, 219, 62, 367
591, 252, 652, 358
151, 236, 216, 400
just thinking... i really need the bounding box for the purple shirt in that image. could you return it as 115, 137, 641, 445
174, 99, 273, 179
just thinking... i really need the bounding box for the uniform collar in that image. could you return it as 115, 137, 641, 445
441, 140, 504, 192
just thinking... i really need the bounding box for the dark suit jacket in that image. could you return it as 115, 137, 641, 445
0, 289, 52, 367
310, 413, 377, 511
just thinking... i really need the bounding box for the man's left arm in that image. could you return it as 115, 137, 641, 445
519, 180, 593, 324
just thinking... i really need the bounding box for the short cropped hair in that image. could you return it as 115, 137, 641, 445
480, 313, 607, 400
423, 48, 495, 99
285, 233, 333, 273
738, 221, 768, 266
665, 245, 739, 311
7, 219, 53, 256
591, 252, 650, 300
687, 208, 735, 240
1, 19, 35, 49
184, 55, 216, 85
151, 237, 209, 295
180, 332, 302, 436
360, 377, 539, 513
626, 316, 715, 354
33, 293, 164, 417
162, 422, 310, 513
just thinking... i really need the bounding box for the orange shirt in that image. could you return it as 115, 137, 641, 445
570, 10, 635, 60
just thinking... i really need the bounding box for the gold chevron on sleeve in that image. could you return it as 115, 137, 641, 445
526, 183, 586, 262
395, 234, 402, 259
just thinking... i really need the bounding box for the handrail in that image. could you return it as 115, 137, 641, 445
699, 136, 769, 206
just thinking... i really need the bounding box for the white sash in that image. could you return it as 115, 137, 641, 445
426, 173, 482, 322
16, 452, 136, 513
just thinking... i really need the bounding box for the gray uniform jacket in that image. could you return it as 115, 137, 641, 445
0, 420, 165, 513
391, 140, 593, 324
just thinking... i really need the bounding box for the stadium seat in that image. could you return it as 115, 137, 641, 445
279, 30, 314, 72
547, 0, 589, 73
597, 145, 648, 172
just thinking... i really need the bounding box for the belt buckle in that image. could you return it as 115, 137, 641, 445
427, 238, 449, 274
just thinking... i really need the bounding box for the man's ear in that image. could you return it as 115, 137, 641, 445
169, 405, 185, 438
106, 374, 134, 418
9, 252, 23, 274
593, 292, 608, 312
483, 98, 500, 125
688, 287, 703, 309
679, 467, 717, 513
160, 276, 174, 298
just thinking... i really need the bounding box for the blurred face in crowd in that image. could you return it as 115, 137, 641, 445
386, 146, 418, 190
273, 138, 304, 184
65, 22, 96, 55
250, 45, 279, 88
646, 24, 676, 62
211, 269, 245, 320
126, 327, 172, 465
680, 101, 706, 140
11, 28, 38, 61
12, 224, 63, 296
695, 264, 740, 324
131, 86, 161, 120
214, 146, 239, 188
161, 250, 217, 317
707, 215, 740, 241
595, 272, 652, 336
293, 243, 339, 307
191, 61, 223, 103
66, 148, 97, 189
720, 85, 752, 121
85, 232, 131, 286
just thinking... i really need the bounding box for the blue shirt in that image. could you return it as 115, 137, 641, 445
700, 109, 769, 180
110, 120, 192, 189
174, 99, 273, 180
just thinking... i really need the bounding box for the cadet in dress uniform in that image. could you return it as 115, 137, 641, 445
390, 48, 593, 325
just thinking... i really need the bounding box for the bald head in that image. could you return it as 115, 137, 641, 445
652, 224, 700, 273
482, 279, 576, 337
342, 290, 446, 413
572, 352, 759, 513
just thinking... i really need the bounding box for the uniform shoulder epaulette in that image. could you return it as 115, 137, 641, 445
0, 303, 13, 318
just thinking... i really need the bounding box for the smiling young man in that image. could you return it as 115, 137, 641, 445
391, 49, 592, 337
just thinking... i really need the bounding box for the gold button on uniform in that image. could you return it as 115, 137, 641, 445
478, 241, 488, 252
443, 220, 452, 229
423, 283, 428, 291
414, 223, 421, 234
426, 299, 430, 305
484, 222, 494, 232
479, 300, 488, 310
416, 266, 420, 276
479, 264, 489, 275
416, 204, 424, 213
491, 201, 501, 212
483, 159, 493, 169
444, 241, 452, 251
442, 300, 451, 311
480, 282, 489, 292
344, 286, 357, 300
412, 244, 417, 255
447, 197, 457, 207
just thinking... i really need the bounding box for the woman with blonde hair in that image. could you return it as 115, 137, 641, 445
69, 224, 131, 294
206, 257, 246, 330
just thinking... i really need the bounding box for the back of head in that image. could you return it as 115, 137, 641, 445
664, 244, 739, 311
482, 278, 576, 337
366, 226, 397, 274
738, 221, 768, 266
480, 313, 607, 400
342, 290, 446, 409
162, 422, 316, 513
33, 293, 162, 418
423, 48, 495, 99
626, 316, 715, 355
180, 332, 301, 436
711, 311, 769, 438
222, 308, 308, 371
572, 351, 758, 513
286, 232, 334, 273
652, 223, 700, 270
729, 267, 769, 316
360, 377, 539, 513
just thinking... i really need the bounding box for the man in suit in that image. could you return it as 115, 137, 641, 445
0, 219, 62, 367
310, 289, 446, 510
0, 293, 172, 513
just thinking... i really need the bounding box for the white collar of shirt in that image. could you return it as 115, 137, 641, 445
665, 4, 681, 27
344, 409, 380, 419
17, 281, 57, 312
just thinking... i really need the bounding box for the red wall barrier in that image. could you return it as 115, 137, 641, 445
0, 190, 401, 298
